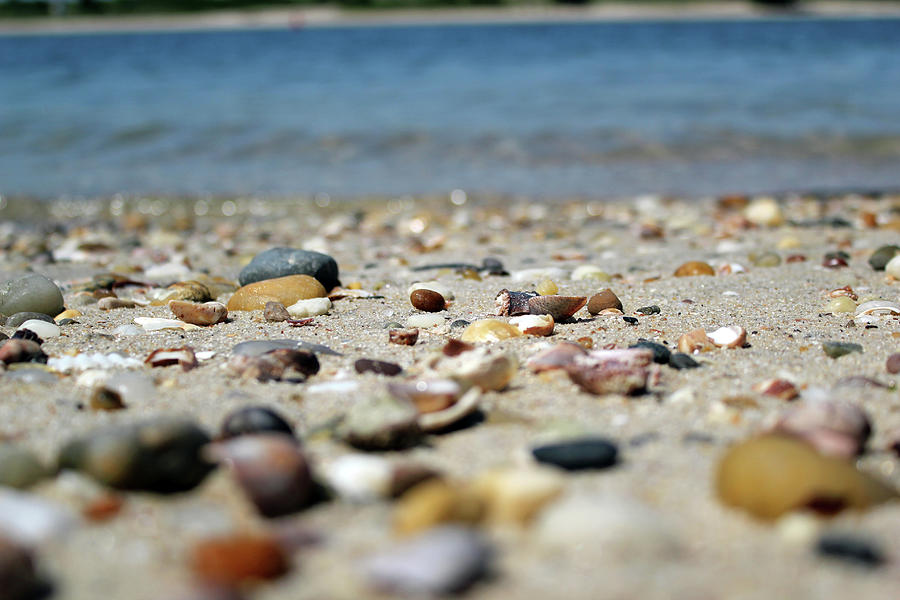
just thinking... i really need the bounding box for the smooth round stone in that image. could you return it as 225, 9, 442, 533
191, 533, 290, 585
16, 320, 60, 339
407, 281, 455, 301
816, 531, 885, 567
630, 340, 671, 364
743, 196, 783, 226
0, 273, 64, 318
825, 297, 856, 313
361, 527, 492, 596
5, 313, 54, 329
239, 247, 340, 291
886, 353, 900, 374
58, 419, 214, 493
868, 244, 900, 271
822, 341, 862, 359
669, 352, 700, 370
674, 261, 715, 277
0, 446, 51, 489
226, 275, 326, 312
169, 301, 228, 326
749, 251, 782, 267
221, 406, 294, 439
886, 254, 900, 279
531, 437, 619, 470
570, 265, 611, 282
410, 289, 446, 312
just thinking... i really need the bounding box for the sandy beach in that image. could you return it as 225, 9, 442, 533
1, 191, 900, 598
1, 1, 900, 35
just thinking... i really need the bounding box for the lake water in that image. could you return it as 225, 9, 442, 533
2, 17, 899, 200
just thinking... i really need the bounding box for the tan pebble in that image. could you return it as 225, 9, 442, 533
715, 435, 896, 520
227, 275, 326, 311
393, 479, 485, 536
536, 279, 558, 296
98, 297, 137, 311
824, 296, 856, 313
410, 289, 446, 312
743, 196, 784, 227
587, 289, 623, 315
54, 309, 82, 322
674, 261, 715, 277
191, 534, 290, 585
460, 319, 522, 343
470, 468, 564, 526
170, 300, 228, 326
754, 379, 799, 401
677, 329, 714, 354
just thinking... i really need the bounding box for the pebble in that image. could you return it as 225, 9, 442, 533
355, 358, 403, 376
228, 349, 319, 382
389, 379, 463, 414
526, 341, 587, 372
527, 295, 587, 321
418, 388, 482, 432
432, 347, 518, 392
393, 479, 484, 535
535, 494, 681, 561
170, 301, 228, 326
512, 267, 567, 283
531, 437, 619, 470
389, 328, 419, 345
0, 489, 77, 545
587, 289, 623, 315
338, 394, 423, 451
460, 319, 522, 343
5, 312, 54, 328
885, 254, 900, 279
405, 314, 445, 329
868, 244, 900, 271
630, 340, 670, 364
673, 261, 715, 277
772, 394, 870, 458
92, 372, 156, 409
815, 531, 885, 567
407, 281, 455, 301
471, 467, 564, 525
0, 536, 47, 600
226, 275, 326, 311
410, 289, 446, 312
16, 320, 60, 340
0, 273, 65, 317
149, 280, 213, 305
191, 533, 290, 586
535, 279, 558, 295
823, 251, 850, 269
743, 196, 783, 226
231, 339, 339, 357
208, 433, 311, 517
286, 297, 332, 317
98, 297, 137, 311
715, 435, 896, 520
749, 251, 782, 267
324, 454, 435, 502
825, 296, 856, 313
361, 526, 491, 595
0, 446, 51, 489
0, 339, 47, 365
221, 406, 295, 439
566, 348, 654, 396
634, 305, 660, 315
58, 419, 214, 493
263, 301, 290, 322
570, 265, 611, 281
822, 341, 862, 358
754, 378, 799, 401
239, 247, 340, 291
886, 353, 900, 374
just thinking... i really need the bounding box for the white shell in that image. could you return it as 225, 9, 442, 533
134, 317, 201, 332
511, 267, 567, 283
305, 380, 361, 395
509, 314, 554, 336
418, 387, 482, 432
324, 454, 394, 502
17, 320, 60, 339
407, 281, 455, 301
0, 489, 78, 545
49, 353, 143, 373
707, 325, 747, 348
885, 255, 900, 279
854, 300, 900, 317
570, 265, 609, 281
287, 297, 332, 317
406, 314, 445, 329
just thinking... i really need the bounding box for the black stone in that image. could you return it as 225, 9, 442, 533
669, 353, 700, 369
238, 247, 340, 290
450, 319, 471, 330
868, 245, 900, 271
816, 532, 885, 568
622, 316, 638, 325
221, 406, 295, 439
5, 312, 55, 329
635, 305, 661, 315
531, 437, 618, 470
631, 339, 670, 364
355, 358, 403, 377
481, 257, 508, 276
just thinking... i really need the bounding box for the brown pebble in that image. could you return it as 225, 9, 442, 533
785, 254, 807, 263
674, 261, 715, 277
754, 379, 799, 401
83, 494, 125, 521
410, 289, 446, 312
527, 295, 587, 321
587, 289, 623, 315
442, 339, 474, 357
226, 275, 325, 312
355, 358, 403, 377
263, 301, 290, 322
887, 353, 900, 374
389, 328, 419, 346
98, 297, 136, 311
191, 534, 289, 585
170, 301, 228, 326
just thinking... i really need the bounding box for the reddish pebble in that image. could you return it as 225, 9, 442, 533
83, 495, 125, 521
389, 328, 419, 346
191, 534, 289, 586
887, 353, 900, 374
410, 289, 445, 312
785, 254, 807, 263
674, 261, 715, 277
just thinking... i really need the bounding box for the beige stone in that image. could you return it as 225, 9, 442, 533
226, 275, 326, 311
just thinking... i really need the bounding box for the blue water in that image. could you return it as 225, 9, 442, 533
2, 17, 899, 199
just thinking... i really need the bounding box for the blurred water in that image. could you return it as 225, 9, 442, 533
1, 17, 899, 199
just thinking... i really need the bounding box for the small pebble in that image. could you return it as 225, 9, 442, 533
389, 328, 419, 345
749, 251, 782, 267
743, 197, 783, 226
535, 279, 558, 295
410, 289, 446, 312
886, 353, 900, 374
263, 301, 290, 322
630, 340, 670, 364
673, 261, 714, 277
191, 533, 290, 585
531, 437, 619, 470
587, 289, 623, 315
170, 301, 228, 326
570, 265, 611, 282
221, 406, 294, 439
868, 244, 900, 271
355, 358, 403, 377
816, 532, 885, 568
822, 341, 862, 358
98, 297, 137, 311
635, 305, 660, 315
339, 395, 422, 451
825, 296, 856, 313
460, 319, 521, 343
5, 312, 54, 328
286, 297, 331, 317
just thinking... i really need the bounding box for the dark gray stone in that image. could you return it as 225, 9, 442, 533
532, 437, 618, 470
221, 406, 295, 439
5, 313, 54, 329
0, 273, 64, 317
631, 340, 670, 364
823, 341, 863, 359
868, 245, 900, 271
669, 353, 700, 369
238, 247, 340, 290
816, 532, 885, 567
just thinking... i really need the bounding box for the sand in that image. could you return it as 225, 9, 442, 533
1, 192, 900, 599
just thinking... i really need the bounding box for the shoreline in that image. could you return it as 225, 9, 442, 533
2, 1, 900, 35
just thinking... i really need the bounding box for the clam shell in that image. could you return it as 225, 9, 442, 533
389, 379, 463, 414
527, 295, 587, 321
418, 387, 482, 432
509, 314, 554, 336
707, 326, 747, 349
145, 347, 199, 371
855, 300, 900, 317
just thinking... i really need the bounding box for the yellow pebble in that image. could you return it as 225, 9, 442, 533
536, 279, 558, 295
460, 319, 523, 343
347, 281, 362, 290
824, 296, 856, 313
54, 309, 82, 322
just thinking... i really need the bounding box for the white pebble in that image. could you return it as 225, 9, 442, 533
570, 265, 609, 281
511, 267, 567, 283
406, 314, 445, 328
325, 454, 394, 502
112, 324, 144, 336
886, 255, 900, 278
287, 297, 332, 317
0, 489, 78, 545
17, 320, 60, 339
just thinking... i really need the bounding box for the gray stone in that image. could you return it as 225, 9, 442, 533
5, 313, 54, 329
0, 274, 64, 318
339, 394, 422, 451
231, 339, 341, 357
0, 446, 51, 489
238, 247, 340, 290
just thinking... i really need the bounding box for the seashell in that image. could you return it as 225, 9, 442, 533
228, 349, 319, 382
169, 301, 228, 326
570, 265, 611, 282
339, 394, 423, 451
828, 286, 858, 301
406, 314, 445, 329
494, 289, 538, 316
566, 348, 654, 396
407, 281, 455, 301
389, 328, 419, 346
434, 347, 518, 392
410, 289, 446, 312
754, 378, 799, 401
771, 393, 871, 458
393, 479, 485, 535
0, 339, 46, 365
535, 279, 558, 295
717, 263, 746, 275
0, 489, 77, 545
743, 196, 783, 226
587, 289, 623, 315
207, 433, 311, 518
16, 320, 60, 339
263, 301, 291, 322
220, 406, 294, 439
388, 379, 463, 414
526, 342, 588, 372
47, 352, 141, 373
509, 314, 554, 336
460, 319, 521, 343
418, 387, 482, 432
134, 317, 201, 332
324, 454, 436, 502
527, 295, 587, 321
286, 297, 332, 318
854, 300, 900, 317
191, 533, 290, 585
715, 434, 896, 520
145, 347, 198, 371
707, 325, 747, 348
677, 328, 714, 354
54, 309, 82, 322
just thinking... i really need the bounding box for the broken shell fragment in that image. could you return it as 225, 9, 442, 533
587, 289, 623, 315
432, 347, 518, 392
495, 289, 538, 316
388, 379, 463, 414
389, 328, 419, 346
228, 349, 319, 382
134, 317, 201, 332
98, 297, 137, 311
169, 301, 228, 326
854, 300, 900, 318
526, 342, 588, 372
754, 379, 799, 401
263, 301, 291, 322
707, 326, 747, 349
527, 295, 587, 321
460, 319, 522, 343
509, 314, 554, 336
771, 394, 871, 459
145, 347, 199, 371
286, 297, 332, 318
677, 329, 714, 354
418, 387, 482, 432
566, 348, 654, 396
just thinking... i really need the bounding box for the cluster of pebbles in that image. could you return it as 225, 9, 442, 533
1, 192, 900, 598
